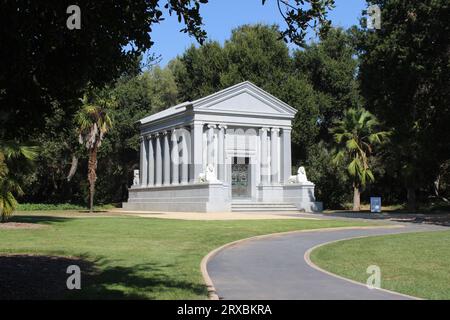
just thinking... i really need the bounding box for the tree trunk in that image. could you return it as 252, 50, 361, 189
353, 184, 361, 211
87, 146, 98, 213
407, 187, 416, 212
67, 155, 78, 182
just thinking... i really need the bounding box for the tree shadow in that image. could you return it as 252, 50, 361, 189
10, 215, 72, 225
324, 211, 450, 226
0, 254, 207, 300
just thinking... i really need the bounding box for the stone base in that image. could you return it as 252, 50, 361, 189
123, 182, 231, 213
283, 182, 323, 213
123, 181, 322, 213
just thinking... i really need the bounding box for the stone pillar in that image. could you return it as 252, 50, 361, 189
217, 125, 226, 182
260, 127, 269, 185
163, 131, 170, 186
140, 136, 148, 187
180, 128, 189, 184
147, 135, 155, 186
270, 128, 280, 184
171, 129, 179, 185
155, 133, 162, 186
207, 124, 216, 167
190, 122, 204, 183
281, 128, 292, 184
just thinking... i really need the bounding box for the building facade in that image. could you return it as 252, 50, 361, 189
123, 81, 322, 212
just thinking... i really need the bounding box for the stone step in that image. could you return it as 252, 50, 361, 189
231, 202, 300, 212
231, 203, 296, 207
232, 208, 300, 212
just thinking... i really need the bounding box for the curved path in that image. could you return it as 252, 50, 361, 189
207, 222, 447, 300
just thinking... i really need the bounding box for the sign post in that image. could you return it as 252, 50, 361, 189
370, 197, 381, 213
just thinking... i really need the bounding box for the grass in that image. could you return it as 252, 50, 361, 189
310, 230, 450, 299
0, 213, 374, 299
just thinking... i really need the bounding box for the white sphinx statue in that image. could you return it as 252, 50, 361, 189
205, 164, 218, 182
198, 164, 218, 183
297, 166, 309, 183
288, 166, 310, 184
133, 169, 140, 186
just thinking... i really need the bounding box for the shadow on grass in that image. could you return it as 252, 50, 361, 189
324, 211, 450, 226
0, 254, 206, 300
9, 215, 73, 225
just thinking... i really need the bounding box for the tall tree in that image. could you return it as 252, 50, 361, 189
94, 66, 179, 203
331, 107, 390, 211
293, 28, 361, 142
170, 41, 226, 101
358, 0, 450, 210
75, 94, 113, 211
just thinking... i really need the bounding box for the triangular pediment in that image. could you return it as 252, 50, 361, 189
192, 81, 296, 117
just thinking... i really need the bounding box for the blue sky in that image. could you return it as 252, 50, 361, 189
148, 0, 368, 66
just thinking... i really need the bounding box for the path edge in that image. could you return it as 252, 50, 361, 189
304, 235, 422, 300
200, 224, 403, 300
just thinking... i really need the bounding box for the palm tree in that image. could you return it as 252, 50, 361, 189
76, 95, 113, 212
0, 141, 38, 222
330, 108, 390, 211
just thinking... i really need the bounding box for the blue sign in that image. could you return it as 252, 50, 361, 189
370, 197, 381, 213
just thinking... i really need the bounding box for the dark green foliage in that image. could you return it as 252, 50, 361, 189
305, 142, 351, 208
358, 0, 450, 209
294, 28, 361, 142
0, 0, 208, 139
22, 66, 178, 206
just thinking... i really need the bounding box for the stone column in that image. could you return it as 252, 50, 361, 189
155, 133, 162, 186
190, 122, 204, 183
207, 124, 216, 166
180, 128, 189, 184
147, 135, 155, 186
163, 131, 170, 186
140, 136, 148, 187
281, 128, 292, 183
260, 127, 269, 185
171, 129, 179, 185
270, 128, 280, 184
217, 125, 226, 182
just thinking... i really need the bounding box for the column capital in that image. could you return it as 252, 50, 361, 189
281, 127, 292, 132
260, 127, 270, 132
218, 124, 227, 130
271, 127, 280, 133
207, 124, 217, 129
139, 136, 145, 142
162, 130, 169, 136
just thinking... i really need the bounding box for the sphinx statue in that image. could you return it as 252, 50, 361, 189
205, 164, 218, 182
297, 166, 309, 183
133, 169, 140, 186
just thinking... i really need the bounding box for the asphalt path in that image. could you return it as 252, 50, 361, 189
207, 221, 447, 300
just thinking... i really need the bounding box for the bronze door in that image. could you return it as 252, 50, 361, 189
232, 158, 250, 198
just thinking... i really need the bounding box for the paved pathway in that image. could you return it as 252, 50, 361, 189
207, 221, 448, 300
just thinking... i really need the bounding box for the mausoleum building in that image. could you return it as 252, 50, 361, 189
123, 81, 322, 212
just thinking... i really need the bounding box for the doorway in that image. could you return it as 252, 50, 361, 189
231, 157, 250, 199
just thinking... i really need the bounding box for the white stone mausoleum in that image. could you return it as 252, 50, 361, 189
123, 81, 322, 212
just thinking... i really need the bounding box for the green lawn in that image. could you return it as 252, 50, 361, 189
0, 213, 373, 299
310, 230, 450, 300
